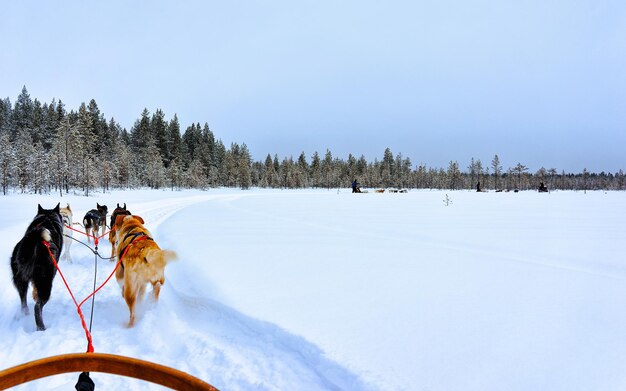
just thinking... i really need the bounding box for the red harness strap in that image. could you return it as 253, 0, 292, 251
43, 235, 148, 353
64, 225, 111, 247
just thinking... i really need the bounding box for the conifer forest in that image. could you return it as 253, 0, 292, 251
1, 87, 623, 195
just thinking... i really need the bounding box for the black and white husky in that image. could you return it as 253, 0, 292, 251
83, 203, 108, 241
10, 203, 64, 331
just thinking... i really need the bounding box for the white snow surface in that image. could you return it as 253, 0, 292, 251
1, 188, 626, 390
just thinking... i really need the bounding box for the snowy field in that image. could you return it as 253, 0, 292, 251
1, 188, 626, 390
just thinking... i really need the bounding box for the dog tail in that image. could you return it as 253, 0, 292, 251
145, 249, 178, 265
41, 228, 51, 243
161, 249, 177, 263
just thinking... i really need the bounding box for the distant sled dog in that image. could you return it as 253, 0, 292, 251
109, 203, 131, 259
10, 204, 64, 331
59, 203, 73, 262
83, 203, 108, 241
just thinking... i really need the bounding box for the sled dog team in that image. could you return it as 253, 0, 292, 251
10, 202, 177, 330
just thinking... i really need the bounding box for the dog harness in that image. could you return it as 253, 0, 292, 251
117, 230, 154, 270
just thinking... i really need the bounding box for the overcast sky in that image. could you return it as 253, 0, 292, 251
2, 1, 625, 172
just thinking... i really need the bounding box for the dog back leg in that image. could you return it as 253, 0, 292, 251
12, 276, 29, 315
123, 280, 137, 327
61, 233, 73, 262
10, 249, 30, 315
83, 218, 91, 242
152, 281, 162, 301
32, 284, 51, 331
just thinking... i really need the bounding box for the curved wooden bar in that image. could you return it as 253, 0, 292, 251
0, 353, 219, 390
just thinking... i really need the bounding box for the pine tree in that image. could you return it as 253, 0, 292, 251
88, 99, 107, 156
381, 147, 394, 187
262, 154, 275, 187
187, 158, 206, 189
238, 143, 252, 189
56, 99, 66, 122
14, 129, 34, 193
30, 141, 48, 194
31, 98, 44, 146
0, 97, 13, 137
297, 151, 309, 187
13, 86, 34, 136
447, 160, 461, 190
310, 151, 321, 187
224, 144, 238, 187
347, 153, 357, 182
131, 108, 152, 153
77, 103, 97, 192
321, 149, 334, 189
167, 158, 183, 190
151, 109, 168, 163
513, 163, 528, 190
114, 138, 133, 188
0, 131, 14, 194
491, 154, 502, 190
166, 114, 183, 167
41, 100, 60, 150
49, 134, 67, 196
104, 118, 122, 161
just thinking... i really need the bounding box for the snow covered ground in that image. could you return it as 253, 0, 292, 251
1, 188, 625, 390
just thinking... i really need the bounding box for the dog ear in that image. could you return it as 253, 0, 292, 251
136, 216, 145, 224
54, 203, 60, 213
124, 203, 126, 209
117, 203, 120, 208
38, 204, 44, 214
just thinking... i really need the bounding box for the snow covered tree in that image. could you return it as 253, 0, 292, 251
297, 151, 310, 187
167, 158, 183, 190
13, 86, 33, 136
131, 108, 152, 153
310, 151, 321, 187
321, 149, 335, 189
513, 163, 528, 190
187, 157, 206, 189
0, 131, 14, 194
30, 141, 48, 194
182, 122, 202, 166
261, 154, 276, 187
447, 160, 461, 190
151, 108, 168, 162
166, 114, 183, 168
49, 135, 67, 196
113, 139, 133, 188
87, 99, 107, 156
237, 143, 252, 189
491, 154, 502, 190
13, 129, 34, 193
381, 147, 394, 187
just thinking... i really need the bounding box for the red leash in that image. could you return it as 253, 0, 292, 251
43, 236, 148, 353
65, 224, 110, 247
44, 241, 94, 353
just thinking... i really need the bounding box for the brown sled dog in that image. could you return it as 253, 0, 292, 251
114, 214, 177, 327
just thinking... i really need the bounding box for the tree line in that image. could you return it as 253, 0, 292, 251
1, 87, 624, 195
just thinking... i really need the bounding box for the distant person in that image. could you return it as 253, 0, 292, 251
538, 181, 548, 193
476, 181, 482, 192
352, 179, 361, 193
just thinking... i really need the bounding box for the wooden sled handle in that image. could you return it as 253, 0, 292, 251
0, 352, 219, 390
